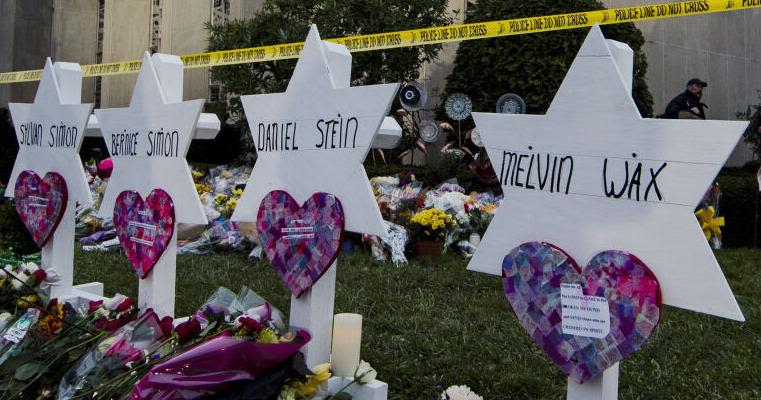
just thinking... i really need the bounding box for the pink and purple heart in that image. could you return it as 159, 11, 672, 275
257, 190, 344, 298
113, 189, 175, 279
14, 171, 69, 248
502, 242, 661, 383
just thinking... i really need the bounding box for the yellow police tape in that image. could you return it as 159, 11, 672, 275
1, 0, 759, 84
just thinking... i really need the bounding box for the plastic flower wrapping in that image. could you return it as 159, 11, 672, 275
0, 281, 326, 400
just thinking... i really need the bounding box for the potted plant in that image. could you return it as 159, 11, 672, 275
408, 208, 456, 257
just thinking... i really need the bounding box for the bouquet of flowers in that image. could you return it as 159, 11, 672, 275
57, 308, 170, 400
131, 287, 311, 400
408, 208, 456, 241
432, 384, 483, 400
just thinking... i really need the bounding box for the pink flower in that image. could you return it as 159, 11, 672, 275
88, 300, 104, 314
104, 337, 143, 364
237, 316, 264, 334
159, 316, 174, 337
176, 318, 202, 344
116, 298, 134, 312
32, 269, 47, 283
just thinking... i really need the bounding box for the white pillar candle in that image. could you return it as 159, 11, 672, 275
331, 313, 363, 377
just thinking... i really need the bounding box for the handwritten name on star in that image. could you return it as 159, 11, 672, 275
109, 128, 181, 158
18, 121, 80, 149
254, 114, 359, 153
497, 147, 667, 203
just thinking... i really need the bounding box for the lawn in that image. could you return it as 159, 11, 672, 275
73, 247, 761, 400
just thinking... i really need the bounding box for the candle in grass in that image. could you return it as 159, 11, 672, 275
331, 313, 362, 377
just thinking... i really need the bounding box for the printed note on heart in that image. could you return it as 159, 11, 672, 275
502, 241, 661, 383
257, 190, 344, 298
14, 170, 69, 248
113, 189, 175, 279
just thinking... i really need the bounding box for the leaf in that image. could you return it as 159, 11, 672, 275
14, 362, 41, 381
334, 392, 353, 400
199, 320, 218, 337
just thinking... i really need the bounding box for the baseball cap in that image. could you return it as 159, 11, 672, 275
687, 78, 707, 87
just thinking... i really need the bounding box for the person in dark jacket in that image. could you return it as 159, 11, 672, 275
661, 78, 708, 119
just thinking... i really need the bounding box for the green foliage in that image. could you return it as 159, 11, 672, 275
716, 165, 761, 248
440, 0, 654, 120
206, 0, 453, 119
0, 194, 37, 255
74, 248, 761, 399
738, 90, 761, 160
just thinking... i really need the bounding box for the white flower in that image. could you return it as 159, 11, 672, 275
0, 266, 8, 279
93, 308, 109, 319
10, 277, 24, 290
103, 293, 128, 311
425, 191, 470, 214
354, 360, 377, 384
0, 312, 12, 323
444, 385, 483, 400
39, 268, 61, 291
19, 262, 39, 273
370, 176, 400, 187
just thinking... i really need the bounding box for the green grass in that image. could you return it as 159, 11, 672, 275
73, 248, 761, 400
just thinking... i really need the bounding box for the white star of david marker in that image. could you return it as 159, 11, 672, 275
6, 59, 93, 205
469, 25, 746, 321
96, 52, 206, 224
232, 25, 398, 236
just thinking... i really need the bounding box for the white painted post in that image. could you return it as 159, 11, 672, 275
289, 263, 336, 367
232, 26, 394, 400
567, 363, 619, 400
40, 200, 75, 298
95, 52, 211, 318
137, 231, 177, 317
466, 25, 746, 400
6, 60, 104, 303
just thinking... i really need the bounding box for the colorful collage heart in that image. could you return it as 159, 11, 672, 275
502, 241, 661, 383
257, 190, 344, 298
113, 189, 176, 279
14, 170, 69, 248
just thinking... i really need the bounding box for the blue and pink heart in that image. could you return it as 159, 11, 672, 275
113, 189, 175, 279
502, 242, 661, 383
14, 171, 68, 248
257, 191, 344, 298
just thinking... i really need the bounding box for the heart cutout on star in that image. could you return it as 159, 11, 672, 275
502, 241, 661, 383
257, 190, 344, 298
113, 189, 175, 279
14, 170, 69, 248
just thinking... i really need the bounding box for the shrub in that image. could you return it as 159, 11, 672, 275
738, 90, 761, 160
440, 0, 653, 124
716, 164, 760, 248
0, 193, 37, 255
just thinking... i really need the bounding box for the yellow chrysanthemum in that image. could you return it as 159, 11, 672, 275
293, 363, 331, 396
214, 193, 229, 206
17, 294, 38, 309
256, 327, 280, 344
231, 188, 244, 197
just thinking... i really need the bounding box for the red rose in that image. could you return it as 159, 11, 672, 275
105, 315, 131, 331
88, 300, 104, 314
95, 318, 106, 330
159, 316, 174, 338
176, 317, 202, 344
239, 316, 264, 334
32, 269, 47, 283
116, 298, 134, 312
464, 203, 470, 213
417, 198, 425, 208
